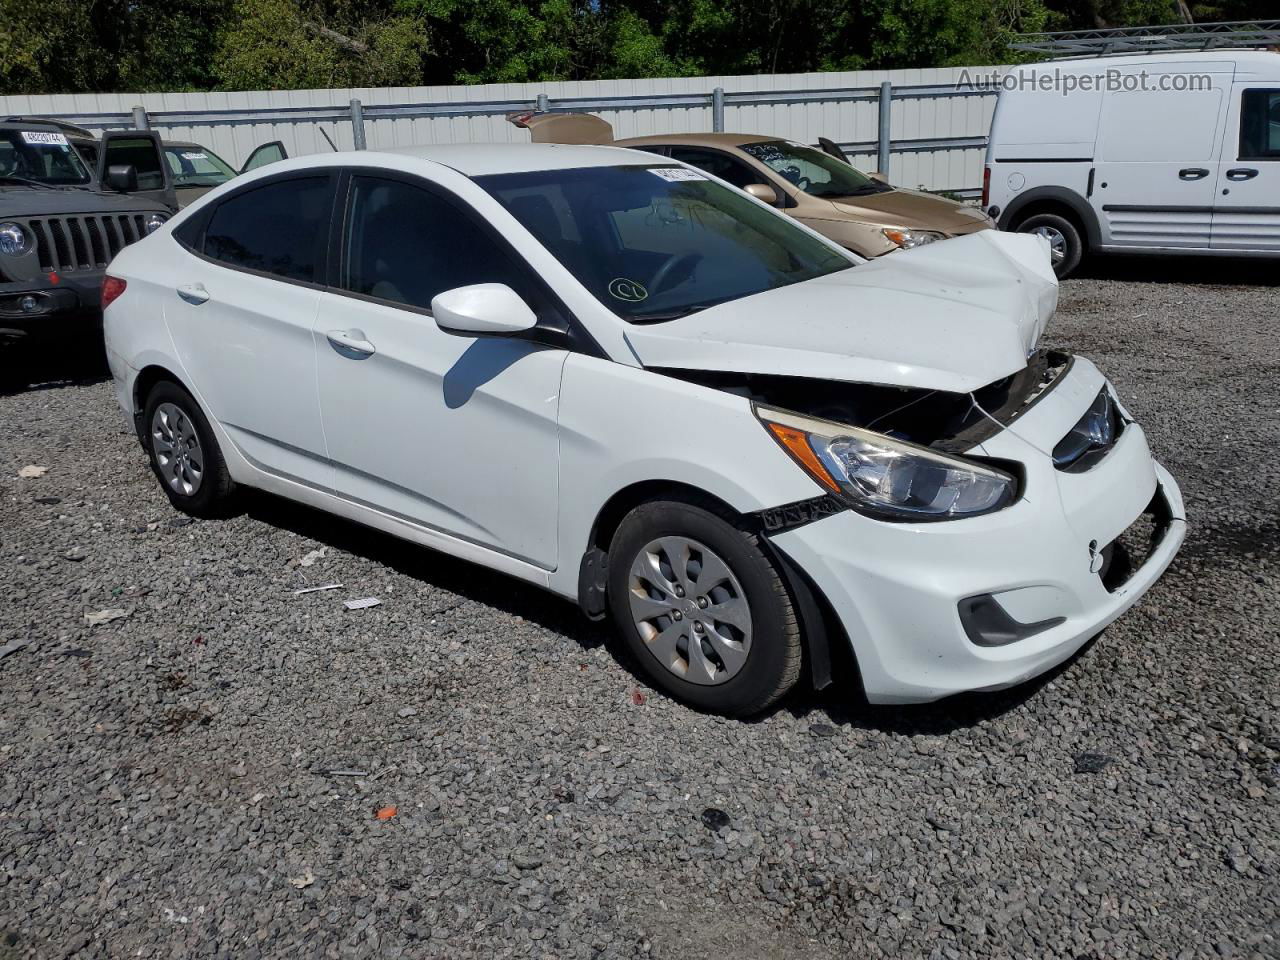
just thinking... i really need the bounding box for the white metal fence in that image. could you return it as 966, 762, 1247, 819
0, 66, 1003, 195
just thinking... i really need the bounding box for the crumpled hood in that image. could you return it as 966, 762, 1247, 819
624, 231, 1058, 394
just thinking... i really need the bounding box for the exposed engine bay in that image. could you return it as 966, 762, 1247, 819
658, 349, 1071, 453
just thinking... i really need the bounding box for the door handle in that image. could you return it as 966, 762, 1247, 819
326, 328, 376, 358
1226, 167, 1259, 181
176, 283, 209, 305
1178, 168, 1210, 181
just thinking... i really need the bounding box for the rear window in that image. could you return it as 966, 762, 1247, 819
203, 176, 332, 283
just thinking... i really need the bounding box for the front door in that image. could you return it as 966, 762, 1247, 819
98, 130, 177, 211
313, 173, 564, 569
1212, 85, 1280, 251
1090, 66, 1228, 249
166, 173, 336, 484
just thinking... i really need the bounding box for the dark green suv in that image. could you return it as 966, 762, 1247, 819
0, 118, 173, 343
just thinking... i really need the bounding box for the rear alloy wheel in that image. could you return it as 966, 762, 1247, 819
607, 499, 801, 716
143, 381, 236, 517
1017, 212, 1083, 279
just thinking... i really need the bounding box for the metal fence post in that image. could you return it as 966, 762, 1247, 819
711, 87, 725, 133
131, 105, 150, 130
536, 93, 551, 113
349, 98, 367, 150
876, 81, 892, 175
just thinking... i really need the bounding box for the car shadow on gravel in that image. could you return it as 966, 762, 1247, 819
778, 635, 1099, 736
242, 487, 1101, 735
242, 489, 609, 648
1072, 254, 1280, 286
0, 338, 109, 395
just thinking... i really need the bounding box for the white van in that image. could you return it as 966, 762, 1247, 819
985, 50, 1280, 276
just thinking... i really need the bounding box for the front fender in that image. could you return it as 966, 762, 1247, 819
548, 354, 824, 599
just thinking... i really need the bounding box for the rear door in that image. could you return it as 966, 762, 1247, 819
1211, 85, 1280, 250
166, 172, 337, 485
1090, 65, 1228, 249
97, 130, 177, 211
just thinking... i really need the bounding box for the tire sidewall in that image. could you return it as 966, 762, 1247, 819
142, 381, 228, 516
607, 501, 794, 715
1018, 212, 1083, 279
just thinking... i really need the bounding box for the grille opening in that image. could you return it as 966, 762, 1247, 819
1098, 488, 1174, 593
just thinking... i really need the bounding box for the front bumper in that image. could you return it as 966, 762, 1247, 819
767, 357, 1186, 704
0, 271, 102, 336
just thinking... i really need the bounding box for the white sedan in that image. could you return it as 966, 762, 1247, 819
102, 144, 1186, 716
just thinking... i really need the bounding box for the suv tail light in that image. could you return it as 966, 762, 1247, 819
981, 165, 991, 208
101, 275, 127, 311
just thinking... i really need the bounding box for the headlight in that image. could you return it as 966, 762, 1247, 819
143, 213, 168, 234
0, 222, 30, 256
757, 406, 1017, 521
882, 227, 945, 249
1052, 388, 1122, 471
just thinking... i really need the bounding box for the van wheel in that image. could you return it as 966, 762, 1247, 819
142, 381, 237, 517
607, 499, 802, 717
1017, 212, 1083, 279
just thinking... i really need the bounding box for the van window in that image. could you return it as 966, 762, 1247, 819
1238, 89, 1280, 161
1099, 88, 1223, 162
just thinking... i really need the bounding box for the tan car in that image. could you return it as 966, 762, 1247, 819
509, 112, 993, 258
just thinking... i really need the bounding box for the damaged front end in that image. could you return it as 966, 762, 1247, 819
655, 348, 1072, 454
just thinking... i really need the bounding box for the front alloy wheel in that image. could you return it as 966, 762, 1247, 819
607, 499, 802, 716
627, 535, 753, 686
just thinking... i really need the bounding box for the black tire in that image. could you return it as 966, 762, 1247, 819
142, 380, 237, 518
1016, 212, 1084, 279
606, 499, 802, 717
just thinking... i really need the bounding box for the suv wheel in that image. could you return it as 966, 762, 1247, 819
142, 381, 236, 517
1017, 212, 1083, 279
607, 499, 802, 717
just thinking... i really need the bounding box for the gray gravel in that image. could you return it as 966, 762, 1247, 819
1, 261, 1278, 959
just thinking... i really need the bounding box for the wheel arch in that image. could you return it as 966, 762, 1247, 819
577, 479, 848, 692
999, 186, 1101, 249
131, 364, 191, 439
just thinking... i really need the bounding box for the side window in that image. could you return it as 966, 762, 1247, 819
204, 176, 331, 283
1239, 89, 1280, 161
103, 137, 166, 190
342, 176, 534, 311
667, 146, 761, 190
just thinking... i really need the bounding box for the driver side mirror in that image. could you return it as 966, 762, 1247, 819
868, 170, 888, 183
432, 283, 538, 338
745, 183, 778, 204
105, 164, 138, 193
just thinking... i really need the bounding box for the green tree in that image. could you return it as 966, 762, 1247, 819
213, 0, 431, 89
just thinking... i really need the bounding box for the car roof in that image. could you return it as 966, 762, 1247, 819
383, 142, 669, 176
615, 132, 779, 148
3, 116, 97, 140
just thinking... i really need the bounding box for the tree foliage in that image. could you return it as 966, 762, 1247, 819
0, 0, 1276, 94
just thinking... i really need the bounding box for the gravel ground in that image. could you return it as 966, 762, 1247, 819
1, 262, 1278, 960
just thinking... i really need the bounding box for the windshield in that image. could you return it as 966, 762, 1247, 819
164, 145, 236, 187
0, 129, 91, 185
477, 165, 852, 322
740, 141, 890, 199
